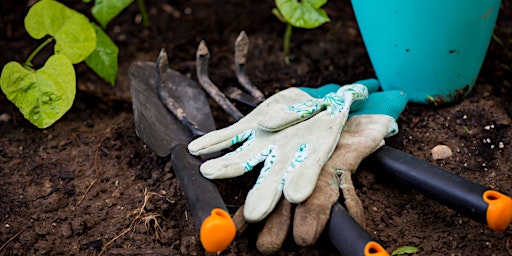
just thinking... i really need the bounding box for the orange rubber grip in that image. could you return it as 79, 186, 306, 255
200, 208, 236, 253
365, 241, 390, 256
483, 190, 512, 231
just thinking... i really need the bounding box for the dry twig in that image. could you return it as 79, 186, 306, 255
0, 230, 23, 252
77, 179, 97, 206
95, 128, 113, 172
108, 247, 178, 255
97, 188, 170, 256
507, 236, 511, 256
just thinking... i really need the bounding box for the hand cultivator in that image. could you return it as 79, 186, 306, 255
129, 31, 512, 255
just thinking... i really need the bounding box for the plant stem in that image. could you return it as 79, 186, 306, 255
24, 37, 53, 68
283, 23, 292, 55
283, 23, 292, 64
137, 0, 150, 27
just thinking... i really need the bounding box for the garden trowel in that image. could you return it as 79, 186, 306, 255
128, 51, 236, 253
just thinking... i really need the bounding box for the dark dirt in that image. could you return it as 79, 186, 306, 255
1, 0, 512, 255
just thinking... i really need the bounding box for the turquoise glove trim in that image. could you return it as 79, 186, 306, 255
349, 90, 408, 120
356, 78, 380, 93
298, 78, 380, 98
299, 84, 341, 98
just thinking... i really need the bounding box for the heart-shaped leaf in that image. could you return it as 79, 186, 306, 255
24, 0, 96, 64
92, 0, 135, 28
0, 54, 76, 128
85, 23, 119, 85
275, 0, 330, 29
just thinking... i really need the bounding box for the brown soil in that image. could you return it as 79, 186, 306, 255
1, 1, 511, 255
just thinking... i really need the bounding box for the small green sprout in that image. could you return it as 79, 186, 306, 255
391, 246, 420, 255
491, 33, 511, 71
426, 95, 439, 106
272, 0, 330, 61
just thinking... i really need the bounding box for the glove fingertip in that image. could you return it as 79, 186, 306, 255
187, 137, 210, 155
283, 173, 318, 204
199, 160, 245, 179
243, 187, 281, 223
283, 185, 312, 204
293, 207, 329, 246
256, 238, 282, 255
256, 199, 291, 254
187, 143, 200, 155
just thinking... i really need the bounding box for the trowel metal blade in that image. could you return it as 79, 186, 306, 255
129, 61, 215, 157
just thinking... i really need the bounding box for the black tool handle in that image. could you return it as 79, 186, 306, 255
171, 144, 235, 252
328, 203, 389, 256
370, 146, 512, 231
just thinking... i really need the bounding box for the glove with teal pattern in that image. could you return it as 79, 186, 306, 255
188, 80, 378, 222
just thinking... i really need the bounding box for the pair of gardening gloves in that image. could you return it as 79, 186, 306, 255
187, 79, 408, 254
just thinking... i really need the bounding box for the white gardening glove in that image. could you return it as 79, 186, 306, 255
292, 89, 408, 246
188, 81, 375, 222
233, 89, 408, 254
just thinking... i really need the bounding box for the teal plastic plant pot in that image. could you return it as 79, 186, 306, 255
351, 0, 502, 104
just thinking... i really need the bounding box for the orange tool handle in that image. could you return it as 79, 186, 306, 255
171, 144, 236, 253
200, 208, 236, 253
371, 146, 512, 231
328, 203, 389, 256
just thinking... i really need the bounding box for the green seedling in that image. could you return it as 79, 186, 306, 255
391, 246, 420, 255
492, 33, 512, 71
462, 125, 472, 136
1, 0, 147, 128
272, 0, 330, 62
426, 95, 439, 107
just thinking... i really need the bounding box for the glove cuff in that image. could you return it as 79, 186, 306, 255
298, 78, 380, 98
349, 90, 408, 120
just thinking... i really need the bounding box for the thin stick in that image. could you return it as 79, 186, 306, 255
77, 179, 97, 206
108, 247, 178, 255
95, 128, 113, 172
0, 230, 23, 252
507, 236, 512, 256
97, 228, 132, 256
99, 188, 168, 256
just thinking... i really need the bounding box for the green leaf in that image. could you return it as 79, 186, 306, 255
0, 54, 76, 128
275, 0, 330, 29
92, 0, 135, 28
83, 0, 92, 3
24, 0, 96, 64
391, 246, 420, 255
85, 23, 119, 85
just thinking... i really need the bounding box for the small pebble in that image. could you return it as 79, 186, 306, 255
0, 113, 11, 122
431, 144, 453, 160
111, 190, 121, 199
